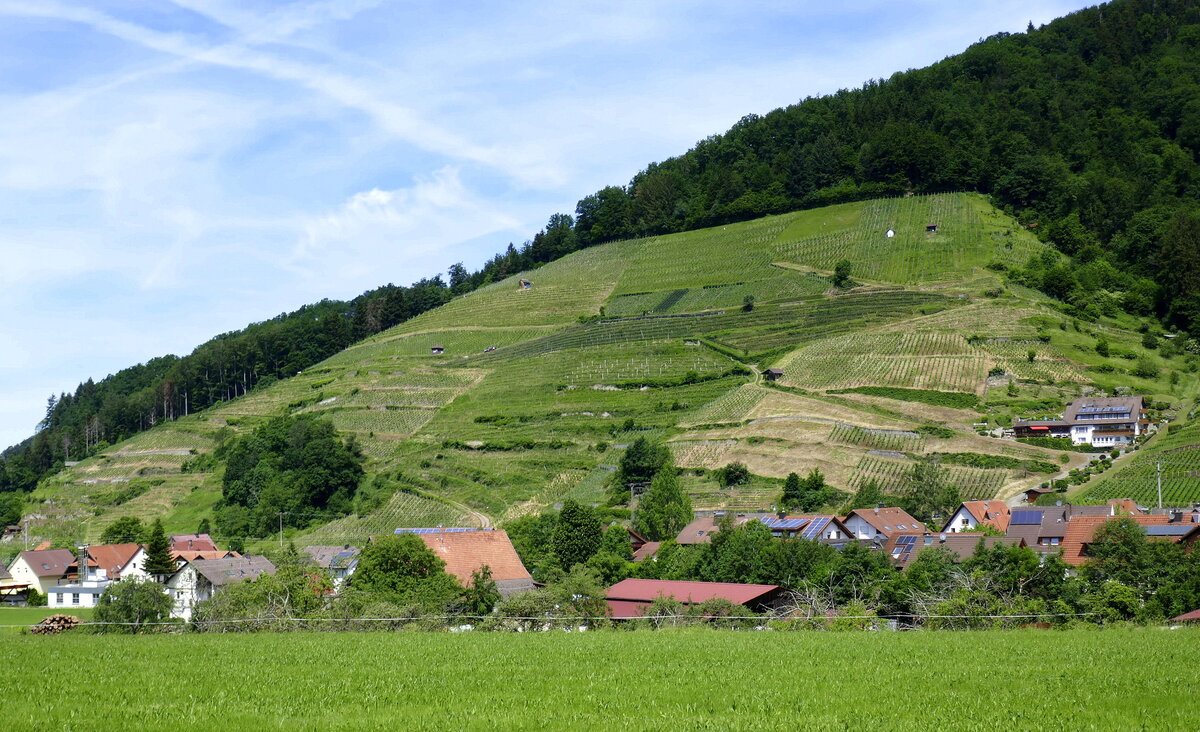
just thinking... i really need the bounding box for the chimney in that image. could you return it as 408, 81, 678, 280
777, 510, 786, 520
1169, 510, 1182, 524
874, 504, 881, 514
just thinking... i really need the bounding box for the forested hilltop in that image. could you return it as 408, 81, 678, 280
4, 0, 1199, 492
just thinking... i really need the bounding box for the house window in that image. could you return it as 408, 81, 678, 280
72, 593, 80, 605
57, 593, 64, 604
960, 517, 969, 526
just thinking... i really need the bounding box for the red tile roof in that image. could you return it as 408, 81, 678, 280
1172, 608, 1200, 622
85, 543, 141, 579
170, 534, 218, 552
1060, 515, 1171, 566
417, 529, 531, 585
957, 501, 1012, 533
172, 550, 239, 563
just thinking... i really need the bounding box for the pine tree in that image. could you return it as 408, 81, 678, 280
143, 519, 175, 577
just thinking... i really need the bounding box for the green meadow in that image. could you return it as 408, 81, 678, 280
3, 629, 1197, 730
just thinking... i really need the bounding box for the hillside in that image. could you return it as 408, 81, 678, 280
7, 0, 1200, 502
22, 193, 1197, 547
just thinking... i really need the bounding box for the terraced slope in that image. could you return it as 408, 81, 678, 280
29, 193, 1197, 545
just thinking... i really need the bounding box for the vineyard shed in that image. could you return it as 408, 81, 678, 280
926, 224, 938, 232
431, 345, 445, 355
763, 368, 784, 381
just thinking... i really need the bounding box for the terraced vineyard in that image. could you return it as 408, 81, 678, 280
1085, 422, 1200, 505
850, 456, 1008, 500
829, 423, 924, 453
29, 192, 1190, 544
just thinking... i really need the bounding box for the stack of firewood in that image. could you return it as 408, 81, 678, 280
30, 614, 81, 634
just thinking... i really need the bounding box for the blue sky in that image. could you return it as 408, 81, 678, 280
0, 0, 1090, 449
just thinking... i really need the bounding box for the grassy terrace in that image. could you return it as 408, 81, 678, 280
4, 630, 1196, 730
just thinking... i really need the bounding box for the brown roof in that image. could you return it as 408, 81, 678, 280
417, 529, 531, 585
632, 541, 661, 562
1061, 515, 1171, 566
1173, 608, 1200, 622
1064, 396, 1143, 423
16, 549, 75, 577
1106, 499, 1144, 515
675, 515, 759, 545
301, 545, 360, 569
189, 556, 276, 586
845, 507, 925, 537
170, 534, 218, 552
82, 543, 141, 580
889, 533, 1024, 568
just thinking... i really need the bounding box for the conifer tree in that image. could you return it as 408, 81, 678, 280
634, 466, 692, 541
143, 519, 175, 577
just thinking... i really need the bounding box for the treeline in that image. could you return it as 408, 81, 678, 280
7, 0, 1200, 491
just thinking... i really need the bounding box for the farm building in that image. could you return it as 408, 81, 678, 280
430, 345, 445, 355
0, 565, 30, 604
843, 507, 925, 541
1014, 396, 1146, 446
412, 528, 533, 597
1021, 486, 1057, 504
941, 501, 1011, 534
605, 578, 782, 618
167, 555, 277, 621
763, 368, 784, 381
6, 548, 74, 595
302, 545, 360, 588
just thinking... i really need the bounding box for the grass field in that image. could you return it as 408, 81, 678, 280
2, 630, 1196, 730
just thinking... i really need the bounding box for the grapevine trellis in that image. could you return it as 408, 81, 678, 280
850, 456, 1006, 500
829, 423, 925, 453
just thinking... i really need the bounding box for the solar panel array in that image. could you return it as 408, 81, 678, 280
1143, 525, 1195, 537
801, 517, 832, 541
892, 534, 919, 562
393, 527, 483, 535
1010, 510, 1042, 525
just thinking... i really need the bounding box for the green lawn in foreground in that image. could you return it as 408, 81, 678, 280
0, 606, 94, 633
3, 629, 1196, 730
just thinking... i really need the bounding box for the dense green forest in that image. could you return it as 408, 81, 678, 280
4, 0, 1199, 494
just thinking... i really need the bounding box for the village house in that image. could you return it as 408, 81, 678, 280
843, 507, 925, 541
1014, 396, 1147, 446
47, 543, 150, 610
755, 514, 853, 543
166, 556, 276, 621
302, 545, 360, 588
605, 578, 782, 618
6, 548, 74, 596
941, 501, 1011, 534
884, 532, 1024, 569
0, 564, 30, 604
673, 514, 758, 545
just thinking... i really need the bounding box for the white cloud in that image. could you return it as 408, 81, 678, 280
295, 168, 523, 287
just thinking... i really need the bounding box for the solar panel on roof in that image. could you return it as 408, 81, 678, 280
1011, 510, 1042, 525
801, 517, 831, 540
1144, 525, 1193, 537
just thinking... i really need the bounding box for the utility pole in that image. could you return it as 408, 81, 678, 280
1156, 460, 1163, 509
277, 512, 288, 547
